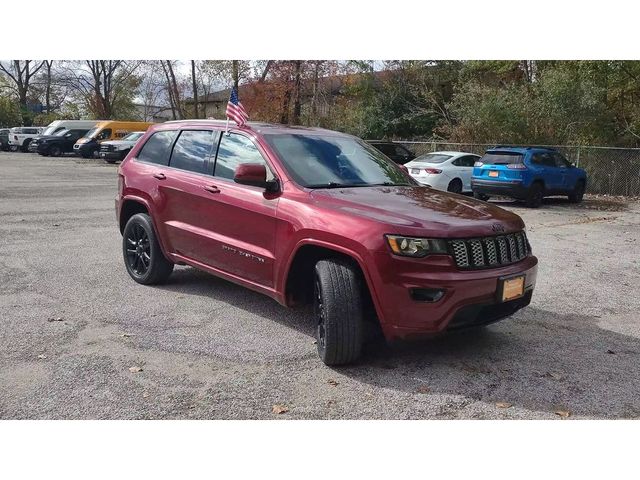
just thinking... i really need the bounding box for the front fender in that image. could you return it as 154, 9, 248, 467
278, 237, 386, 325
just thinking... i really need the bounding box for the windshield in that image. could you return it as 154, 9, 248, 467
42, 126, 61, 136
481, 152, 524, 165
413, 153, 452, 164
84, 127, 99, 139
121, 132, 143, 142
263, 133, 413, 188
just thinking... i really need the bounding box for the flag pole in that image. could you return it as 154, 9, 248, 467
225, 116, 230, 135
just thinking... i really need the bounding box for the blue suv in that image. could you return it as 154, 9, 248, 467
471, 146, 587, 208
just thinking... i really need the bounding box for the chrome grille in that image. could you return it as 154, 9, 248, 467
448, 231, 531, 270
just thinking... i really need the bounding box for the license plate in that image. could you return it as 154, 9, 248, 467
101, 152, 106, 157
500, 275, 525, 302
489, 170, 499, 177
411, 168, 420, 174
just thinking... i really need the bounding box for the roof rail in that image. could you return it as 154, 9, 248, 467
491, 144, 558, 151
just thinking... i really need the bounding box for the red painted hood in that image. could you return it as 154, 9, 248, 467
309, 186, 525, 237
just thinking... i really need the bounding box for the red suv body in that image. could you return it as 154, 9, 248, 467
116, 120, 538, 365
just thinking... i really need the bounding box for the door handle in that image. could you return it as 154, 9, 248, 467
153, 173, 166, 180
204, 185, 220, 194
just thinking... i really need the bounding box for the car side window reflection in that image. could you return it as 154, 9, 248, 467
214, 133, 273, 181
137, 130, 178, 166
169, 130, 216, 175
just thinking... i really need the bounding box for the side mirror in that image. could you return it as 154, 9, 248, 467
234, 163, 279, 192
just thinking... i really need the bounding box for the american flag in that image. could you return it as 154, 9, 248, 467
226, 86, 249, 127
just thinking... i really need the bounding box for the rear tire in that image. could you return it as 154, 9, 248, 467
473, 192, 490, 201
122, 213, 174, 285
569, 180, 585, 203
447, 178, 463, 194
314, 259, 364, 366
525, 182, 544, 208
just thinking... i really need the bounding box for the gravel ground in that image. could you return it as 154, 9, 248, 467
1, 151, 639, 420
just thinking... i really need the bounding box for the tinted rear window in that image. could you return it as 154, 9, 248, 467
137, 130, 178, 166
170, 130, 215, 174
413, 153, 452, 164
480, 152, 524, 164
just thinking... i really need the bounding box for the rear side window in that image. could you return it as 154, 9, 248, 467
553, 152, 571, 167
137, 130, 178, 166
169, 130, 217, 174
531, 153, 556, 167
480, 152, 524, 165
214, 133, 272, 180
453, 155, 477, 167
414, 153, 452, 164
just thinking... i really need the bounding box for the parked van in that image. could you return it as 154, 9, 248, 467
73, 121, 154, 158
29, 120, 100, 152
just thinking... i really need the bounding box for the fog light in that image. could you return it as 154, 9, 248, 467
410, 288, 445, 303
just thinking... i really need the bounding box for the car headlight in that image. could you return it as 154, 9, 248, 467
385, 235, 448, 258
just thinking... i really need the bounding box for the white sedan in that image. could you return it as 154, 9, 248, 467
404, 151, 480, 193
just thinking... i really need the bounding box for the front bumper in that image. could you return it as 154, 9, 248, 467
369, 252, 538, 341
471, 179, 527, 199
28, 142, 39, 152
100, 150, 124, 161
74, 142, 96, 156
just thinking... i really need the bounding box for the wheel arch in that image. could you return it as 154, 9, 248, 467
282, 240, 383, 323
118, 196, 151, 234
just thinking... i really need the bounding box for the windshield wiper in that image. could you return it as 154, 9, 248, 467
308, 181, 411, 189
368, 182, 411, 187
307, 182, 353, 189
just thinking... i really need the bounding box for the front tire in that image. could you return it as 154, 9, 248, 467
122, 213, 173, 285
569, 180, 585, 203
314, 259, 364, 366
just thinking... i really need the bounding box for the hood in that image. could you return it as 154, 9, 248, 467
102, 139, 134, 147
309, 186, 525, 237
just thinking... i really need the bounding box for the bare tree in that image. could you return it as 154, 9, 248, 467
232, 60, 239, 90
191, 60, 199, 118
258, 60, 273, 83
42, 60, 53, 113
0, 60, 46, 124
60, 60, 142, 118
160, 60, 184, 119
291, 61, 303, 124
137, 62, 168, 121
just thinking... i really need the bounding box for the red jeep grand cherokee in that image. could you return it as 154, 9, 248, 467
116, 120, 537, 365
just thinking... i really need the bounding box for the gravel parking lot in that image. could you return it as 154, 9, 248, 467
1, 151, 639, 419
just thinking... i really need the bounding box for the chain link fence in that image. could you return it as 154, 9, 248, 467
385, 141, 640, 197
